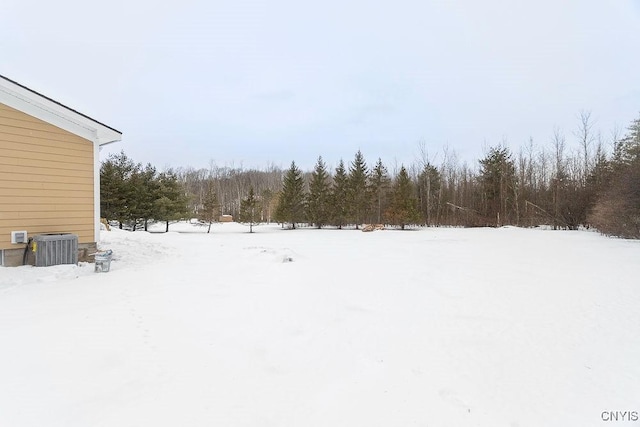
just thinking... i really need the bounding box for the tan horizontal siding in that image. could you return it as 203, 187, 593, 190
0, 115, 87, 136
0, 171, 93, 184
1, 203, 93, 213
0, 103, 45, 119
0, 141, 92, 164
0, 225, 93, 243
0, 131, 91, 154
0, 102, 95, 250
0, 216, 93, 228
0, 210, 91, 220
0, 125, 93, 146
0, 107, 93, 140
0, 106, 43, 125
0, 164, 93, 179
0, 180, 93, 192
0, 187, 93, 198
0, 195, 93, 206
0, 124, 93, 147
0, 223, 94, 244
0, 138, 92, 159
0, 154, 93, 172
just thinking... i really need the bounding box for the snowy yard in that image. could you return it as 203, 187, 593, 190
1, 223, 639, 427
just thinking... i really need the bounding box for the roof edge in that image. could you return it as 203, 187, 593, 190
0, 73, 122, 145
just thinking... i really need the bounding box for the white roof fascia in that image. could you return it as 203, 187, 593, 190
0, 77, 122, 146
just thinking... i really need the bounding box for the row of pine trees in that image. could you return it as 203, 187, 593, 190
100, 112, 640, 238
273, 153, 420, 230
100, 153, 189, 232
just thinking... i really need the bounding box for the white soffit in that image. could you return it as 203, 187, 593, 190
0, 75, 122, 146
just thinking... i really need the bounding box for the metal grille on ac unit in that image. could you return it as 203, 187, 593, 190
33, 234, 78, 267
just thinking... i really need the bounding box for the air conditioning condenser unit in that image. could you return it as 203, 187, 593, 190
33, 233, 78, 267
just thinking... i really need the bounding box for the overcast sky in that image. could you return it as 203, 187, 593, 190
2, 0, 639, 171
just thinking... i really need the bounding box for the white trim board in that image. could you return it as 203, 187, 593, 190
0, 76, 122, 146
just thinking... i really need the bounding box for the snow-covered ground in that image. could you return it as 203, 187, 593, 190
1, 222, 639, 427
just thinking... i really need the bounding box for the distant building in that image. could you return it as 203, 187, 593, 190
219, 215, 233, 223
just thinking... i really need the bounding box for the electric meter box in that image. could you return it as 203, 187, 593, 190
11, 231, 27, 244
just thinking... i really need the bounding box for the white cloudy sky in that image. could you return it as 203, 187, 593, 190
2, 0, 639, 171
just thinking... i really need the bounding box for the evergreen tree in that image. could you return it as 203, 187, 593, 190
582, 142, 612, 227
478, 146, 517, 226
348, 150, 369, 229
417, 163, 442, 226
384, 166, 421, 229
100, 151, 138, 229
330, 160, 349, 229
369, 158, 390, 224
198, 179, 219, 233
130, 163, 158, 231
154, 169, 190, 232
589, 113, 640, 238
587, 144, 612, 194
307, 156, 331, 228
238, 187, 260, 233
589, 155, 640, 238
618, 115, 640, 165
100, 156, 122, 224
274, 161, 306, 229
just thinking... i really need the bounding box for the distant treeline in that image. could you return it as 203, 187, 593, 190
100, 112, 640, 238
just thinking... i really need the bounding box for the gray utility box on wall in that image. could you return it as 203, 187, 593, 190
34, 233, 78, 267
